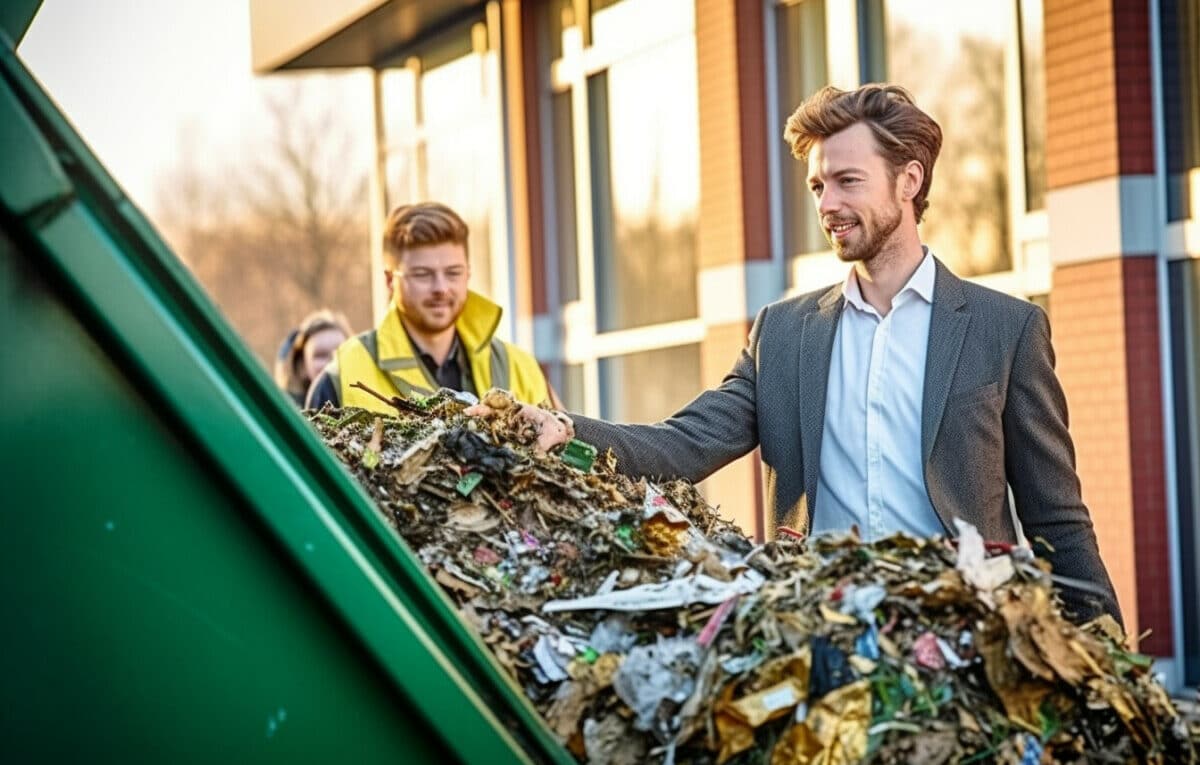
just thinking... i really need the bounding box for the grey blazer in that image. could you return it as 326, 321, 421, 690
574, 258, 1120, 622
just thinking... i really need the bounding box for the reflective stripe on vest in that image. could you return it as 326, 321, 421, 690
360, 329, 435, 398
357, 328, 512, 397
488, 337, 509, 392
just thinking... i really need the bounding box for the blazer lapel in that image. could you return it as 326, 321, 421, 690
922, 261, 970, 465
799, 284, 844, 524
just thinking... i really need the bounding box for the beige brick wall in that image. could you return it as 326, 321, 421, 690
698, 320, 762, 540
1045, 0, 1120, 188
1050, 258, 1139, 638
692, 0, 766, 537
695, 0, 745, 271
1045, 0, 1155, 188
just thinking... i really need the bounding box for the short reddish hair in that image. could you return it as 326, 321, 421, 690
784, 84, 943, 222
383, 202, 469, 267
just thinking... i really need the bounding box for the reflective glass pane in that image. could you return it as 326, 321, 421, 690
858, 0, 886, 82
380, 67, 417, 146
877, 0, 1012, 276
776, 0, 829, 258
1019, 0, 1047, 211
587, 36, 700, 331
552, 91, 579, 304
590, 0, 692, 48
1162, 0, 1200, 221
420, 53, 503, 297
1167, 258, 1200, 683
599, 344, 702, 422
381, 69, 424, 211
560, 362, 586, 413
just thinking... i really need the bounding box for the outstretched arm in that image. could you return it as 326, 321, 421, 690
571, 347, 760, 483
470, 308, 769, 483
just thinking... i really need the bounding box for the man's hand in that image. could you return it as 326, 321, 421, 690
464, 389, 574, 453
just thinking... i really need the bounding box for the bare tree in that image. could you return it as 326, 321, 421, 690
154, 80, 372, 366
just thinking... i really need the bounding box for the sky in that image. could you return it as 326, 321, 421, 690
18, 0, 370, 216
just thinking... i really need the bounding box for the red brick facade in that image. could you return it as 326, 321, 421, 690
1122, 258, 1170, 654
693, 0, 769, 539
1045, 0, 1120, 187
1051, 260, 1138, 634
1111, 0, 1155, 175
1045, 0, 1171, 652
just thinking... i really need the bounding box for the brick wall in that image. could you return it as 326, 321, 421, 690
1111, 0, 1154, 174
693, 0, 767, 535
1045, 0, 1119, 187
1045, 0, 1154, 185
734, 0, 771, 262
1122, 258, 1170, 654
695, 0, 744, 272
1051, 258, 1139, 636
1044, 0, 1172, 652
699, 320, 763, 541
1049, 256, 1172, 650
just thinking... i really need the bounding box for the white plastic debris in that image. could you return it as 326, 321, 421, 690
542, 569, 766, 613
588, 615, 638, 654
612, 636, 702, 732
840, 583, 887, 622
954, 518, 1015, 601
532, 633, 573, 683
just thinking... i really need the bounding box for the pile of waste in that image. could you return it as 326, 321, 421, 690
311, 388, 1198, 764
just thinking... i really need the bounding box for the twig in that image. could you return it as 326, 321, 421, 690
350, 381, 427, 414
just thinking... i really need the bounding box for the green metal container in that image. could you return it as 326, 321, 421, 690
0, 7, 570, 763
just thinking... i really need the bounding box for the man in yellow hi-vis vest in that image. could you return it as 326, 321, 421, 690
306, 202, 552, 413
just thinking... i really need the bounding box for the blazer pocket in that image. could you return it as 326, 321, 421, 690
947, 381, 1000, 408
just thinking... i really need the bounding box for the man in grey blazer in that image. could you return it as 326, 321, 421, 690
476, 84, 1120, 623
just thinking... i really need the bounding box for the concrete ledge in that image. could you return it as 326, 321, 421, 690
1046, 175, 1158, 265
698, 259, 786, 323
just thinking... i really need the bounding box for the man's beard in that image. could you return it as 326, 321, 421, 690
829, 202, 903, 263
404, 300, 460, 335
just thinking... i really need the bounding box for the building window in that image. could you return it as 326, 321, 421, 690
1162, 0, 1199, 221
377, 18, 510, 309
599, 344, 701, 421
586, 7, 699, 332
1018, 0, 1047, 211
545, 0, 703, 418
775, 0, 830, 259
1168, 258, 1200, 684
561, 362, 587, 413
859, 0, 1013, 276
550, 90, 579, 304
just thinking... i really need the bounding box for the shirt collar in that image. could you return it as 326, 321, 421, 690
406, 326, 461, 370
841, 247, 936, 313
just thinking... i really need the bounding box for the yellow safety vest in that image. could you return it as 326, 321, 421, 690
329, 291, 550, 414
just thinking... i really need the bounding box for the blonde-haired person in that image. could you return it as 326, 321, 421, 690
274, 309, 352, 407
307, 202, 553, 411
474, 84, 1119, 626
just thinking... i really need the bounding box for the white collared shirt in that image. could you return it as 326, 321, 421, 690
811, 249, 946, 541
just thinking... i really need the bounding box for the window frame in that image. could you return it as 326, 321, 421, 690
766, 0, 1051, 300
373, 5, 516, 338
543, 0, 705, 417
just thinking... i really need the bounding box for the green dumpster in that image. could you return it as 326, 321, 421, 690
0, 6, 570, 762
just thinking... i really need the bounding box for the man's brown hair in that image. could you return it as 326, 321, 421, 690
383, 202, 470, 267
783, 84, 943, 222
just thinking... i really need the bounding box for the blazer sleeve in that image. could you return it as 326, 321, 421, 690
572, 307, 766, 484
1003, 306, 1122, 624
